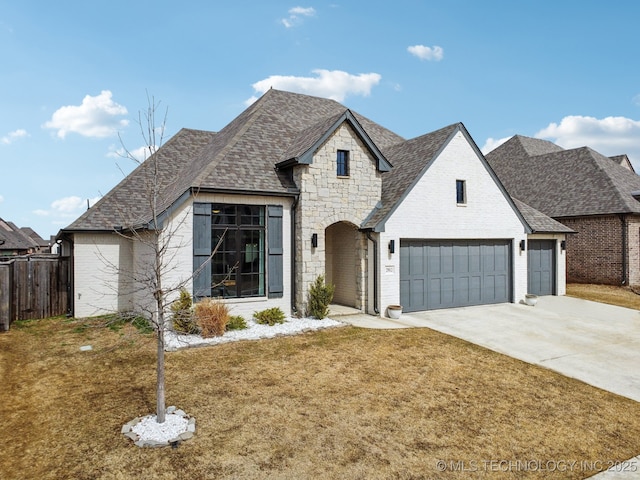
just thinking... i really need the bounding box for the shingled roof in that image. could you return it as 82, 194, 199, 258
486, 135, 640, 218
63, 90, 565, 235
0, 218, 47, 252
63, 89, 403, 232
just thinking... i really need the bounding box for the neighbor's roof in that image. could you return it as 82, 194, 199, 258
486, 135, 640, 217
0, 218, 45, 250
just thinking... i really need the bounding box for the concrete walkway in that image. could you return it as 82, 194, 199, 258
335, 296, 640, 479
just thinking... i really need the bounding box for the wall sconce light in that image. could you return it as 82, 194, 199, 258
519, 239, 526, 252
388, 239, 395, 254
561, 240, 566, 251
311, 233, 318, 248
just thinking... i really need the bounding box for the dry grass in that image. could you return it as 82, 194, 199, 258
567, 282, 640, 310
1, 307, 640, 479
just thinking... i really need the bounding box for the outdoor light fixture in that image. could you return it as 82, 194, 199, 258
519, 239, 526, 252
561, 240, 566, 251
311, 233, 318, 248
388, 239, 395, 254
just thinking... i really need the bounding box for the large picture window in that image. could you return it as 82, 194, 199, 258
194, 202, 282, 300
211, 204, 265, 298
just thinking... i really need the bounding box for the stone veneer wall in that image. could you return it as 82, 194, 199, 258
292, 123, 382, 313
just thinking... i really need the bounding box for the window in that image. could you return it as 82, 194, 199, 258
456, 180, 466, 204
210, 204, 265, 298
337, 150, 349, 176
193, 203, 283, 300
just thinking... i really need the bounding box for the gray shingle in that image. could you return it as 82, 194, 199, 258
486, 135, 640, 217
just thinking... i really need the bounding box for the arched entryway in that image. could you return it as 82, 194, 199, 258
325, 221, 359, 308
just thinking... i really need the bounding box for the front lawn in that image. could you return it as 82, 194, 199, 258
1, 312, 639, 479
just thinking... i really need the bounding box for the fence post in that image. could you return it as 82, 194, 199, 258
0, 261, 13, 331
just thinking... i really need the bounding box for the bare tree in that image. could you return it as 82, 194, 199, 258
111, 93, 228, 424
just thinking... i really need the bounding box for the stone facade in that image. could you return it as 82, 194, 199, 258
292, 123, 382, 314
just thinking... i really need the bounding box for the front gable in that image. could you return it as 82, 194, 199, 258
395, 129, 525, 237
294, 121, 384, 229
277, 110, 392, 173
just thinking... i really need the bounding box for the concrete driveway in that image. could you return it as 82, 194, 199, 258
339, 296, 640, 479
340, 296, 640, 402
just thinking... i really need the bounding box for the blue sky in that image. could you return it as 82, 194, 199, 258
2, 1, 640, 240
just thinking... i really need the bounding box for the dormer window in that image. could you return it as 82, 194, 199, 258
456, 179, 466, 204
337, 150, 349, 177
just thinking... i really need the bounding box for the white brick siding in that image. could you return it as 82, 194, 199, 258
378, 131, 528, 314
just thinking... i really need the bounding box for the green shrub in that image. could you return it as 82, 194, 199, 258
254, 307, 286, 326
195, 298, 230, 337
226, 315, 248, 331
307, 275, 335, 319
170, 288, 199, 334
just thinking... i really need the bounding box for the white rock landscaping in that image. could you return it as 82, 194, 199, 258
122, 406, 195, 448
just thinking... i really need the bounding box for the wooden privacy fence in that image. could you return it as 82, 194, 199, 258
0, 255, 70, 331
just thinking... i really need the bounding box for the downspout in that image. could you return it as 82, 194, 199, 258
366, 231, 379, 314
290, 194, 299, 314
619, 214, 628, 285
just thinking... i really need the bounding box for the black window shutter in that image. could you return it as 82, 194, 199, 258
193, 203, 212, 299
267, 205, 284, 298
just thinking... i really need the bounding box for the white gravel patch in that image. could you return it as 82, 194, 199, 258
131, 413, 189, 442
165, 316, 344, 351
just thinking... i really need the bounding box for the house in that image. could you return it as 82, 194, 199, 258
0, 218, 48, 256
58, 89, 571, 319
486, 135, 640, 286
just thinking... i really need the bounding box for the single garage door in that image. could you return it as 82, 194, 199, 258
400, 240, 512, 312
527, 239, 555, 296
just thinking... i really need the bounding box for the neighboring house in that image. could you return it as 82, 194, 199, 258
0, 218, 48, 256
58, 89, 570, 319
486, 135, 640, 286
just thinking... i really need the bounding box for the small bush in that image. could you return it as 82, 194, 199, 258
307, 275, 335, 319
194, 298, 230, 337
254, 307, 286, 326
171, 288, 199, 334
226, 315, 248, 331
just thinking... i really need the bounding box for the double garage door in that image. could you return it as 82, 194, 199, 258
400, 240, 512, 312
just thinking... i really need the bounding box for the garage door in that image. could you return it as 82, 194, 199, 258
528, 240, 555, 296
400, 240, 512, 312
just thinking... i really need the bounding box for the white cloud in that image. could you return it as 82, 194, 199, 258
481, 136, 511, 155
247, 69, 381, 105
0, 194, 4, 203
43, 90, 129, 139
35, 195, 101, 219
281, 6, 316, 28
633, 94, 640, 107
407, 45, 444, 61
107, 144, 157, 162
1, 129, 28, 145
535, 115, 640, 167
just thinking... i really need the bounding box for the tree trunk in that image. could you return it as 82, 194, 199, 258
156, 324, 166, 423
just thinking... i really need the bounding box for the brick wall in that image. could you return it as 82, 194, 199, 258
561, 215, 624, 285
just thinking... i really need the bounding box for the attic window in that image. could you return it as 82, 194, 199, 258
456, 180, 466, 204
337, 150, 349, 177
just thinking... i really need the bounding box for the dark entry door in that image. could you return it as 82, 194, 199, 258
528, 240, 555, 296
